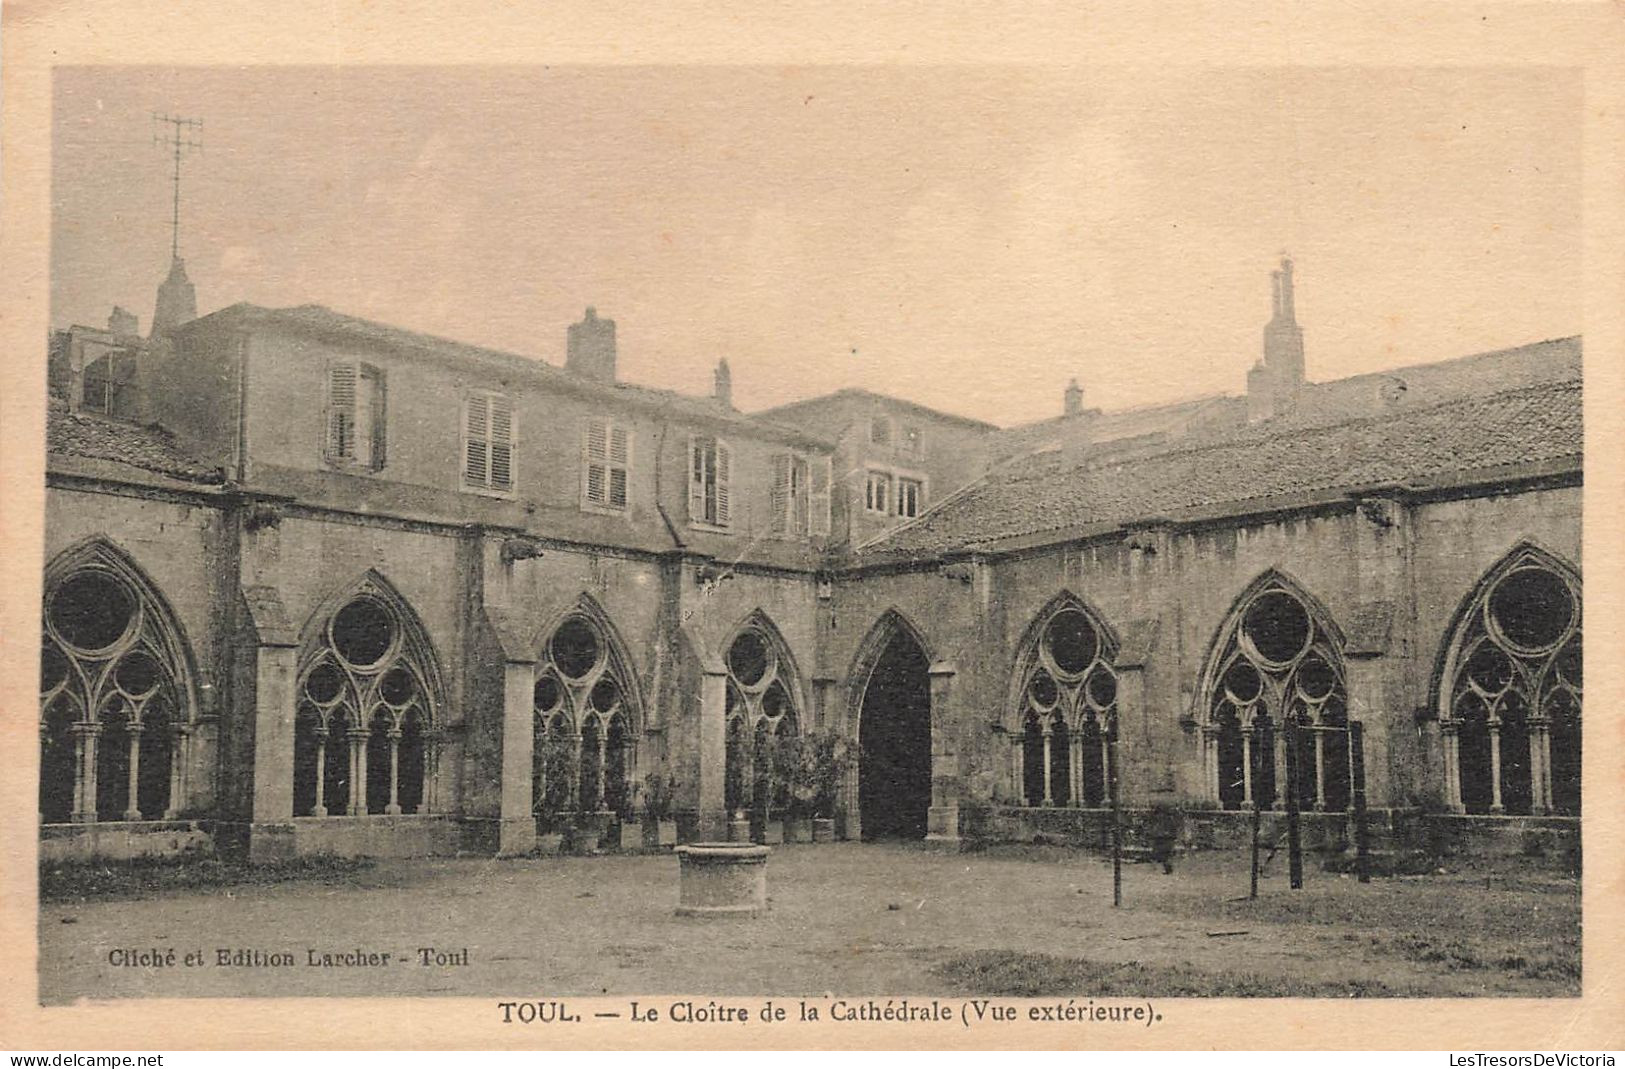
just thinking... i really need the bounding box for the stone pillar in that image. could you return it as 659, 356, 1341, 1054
1010, 734, 1024, 805
386, 731, 402, 815
248, 643, 299, 838
1201, 726, 1219, 805
595, 729, 609, 811
1441, 722, 1464, 813
1069, 734, 1083, 806
1530, 718, 1551, 815
164, 726, 187, 820
1488, 721, 1504, 814
124, 724, 143, 821
312, 729, 328, 816
1313, 729, 1326, 810
1270, 722, 1286, 810
925, 662, 959, 843
72, 723, 98, 823
349, 728, 369, 816
1241, 726, 1254, 806
1040, 723, 1053, 807
697, 666, 729, 840
496, 658, 537, 855
842, 733, 862, 841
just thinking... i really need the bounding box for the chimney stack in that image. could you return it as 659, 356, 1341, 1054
149, 257, 197, 340
1063, 378, 1084, 417
108, 306, 139, 337
714, 358, 733, 408
566, 306, 617, 382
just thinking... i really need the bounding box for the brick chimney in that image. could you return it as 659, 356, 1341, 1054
566, 306, 617, 382
1063, 378, 1084, 417
713, 358, 733, 408
1248, 257, 1306, 422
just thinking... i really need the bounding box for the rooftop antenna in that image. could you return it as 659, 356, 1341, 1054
152, 113, 203, 262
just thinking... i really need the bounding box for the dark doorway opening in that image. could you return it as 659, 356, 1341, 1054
858, 631, 931, 840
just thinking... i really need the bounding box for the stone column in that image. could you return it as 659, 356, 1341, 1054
925, 662, 959, 843
1488, 720, 1504, 814
569, 733, 584, 812
312, 728, 328, 816
1010, 734, 1024, 806
1530, 718, 1551, 816
496, 658, 537, 855
842, 733, 862, 841
1270, 721, 1286, 810
72, 722, 98, 823
386, 730, 402, 815
1069, 733, 1083, 807
1441, 721, 1464, 813
696, 665, 729, 840
1201, 726, 1219, 805
164, 725, 187, 820
1040, 722, 1053, 807
1313, 729, 1326, 811
123, 724, 143, 821
1240, 725, 1254, 807
242, 585, 302, 861
349, 728, 369, 816
595, 729, 609, 811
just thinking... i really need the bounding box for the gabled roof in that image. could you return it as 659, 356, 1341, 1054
756, 387, 1000, 433
47, 397, 224, 484
861, 377, 1581, 559
179, 303, 834, 450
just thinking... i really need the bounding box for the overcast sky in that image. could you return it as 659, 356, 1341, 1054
51, 66, 1581, 426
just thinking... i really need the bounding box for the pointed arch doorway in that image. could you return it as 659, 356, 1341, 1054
857, 626, 932, 840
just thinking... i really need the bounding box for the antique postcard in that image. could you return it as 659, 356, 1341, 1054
1, 0, 1621, 1053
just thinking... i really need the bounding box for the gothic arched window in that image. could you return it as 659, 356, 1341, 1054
1439, 547, 1581, 816
1201, 575, 1349, 812
532, 604, 641, 825
293, 579, 440, 817
39, 545, 196, 825
722, 616, 801, 821
1009, 596, 1118, 808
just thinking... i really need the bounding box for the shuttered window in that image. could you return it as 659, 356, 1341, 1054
688, 436, 731, 528
771, 453, 821, 537
463, 391, 515, 492
326, 362, 386, 470
584, 417, 631, 509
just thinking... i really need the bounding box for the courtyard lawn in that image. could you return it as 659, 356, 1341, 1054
36, 843, 1579, 1004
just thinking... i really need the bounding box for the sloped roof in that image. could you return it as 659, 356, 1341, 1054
757, 387, 1001, 432
863, 378, 1581, 558
47, 398, 224, 484
180, 303, 833, 450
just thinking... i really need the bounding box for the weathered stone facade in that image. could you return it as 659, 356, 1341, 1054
40, 260, 1582, 864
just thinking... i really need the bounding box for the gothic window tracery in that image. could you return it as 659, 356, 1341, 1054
39, 544, 195, 825
1010, 597, 1118, 808
293, 581, 439, 817
532, 607, 640, 824
1439, 548, 1580, 816
1201, 576, 1349, 812
722, 619, 801, 819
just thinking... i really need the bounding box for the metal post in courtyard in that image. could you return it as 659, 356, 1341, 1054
1108, 714, 1122, 908
1249, 798, 1261, 899
1350, 720, 1371, 884
1282, 715, 1304, 890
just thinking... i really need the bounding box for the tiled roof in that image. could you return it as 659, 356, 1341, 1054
181, 303, 833, 449
47, 398, 224, 484
863, 378, 1581, 558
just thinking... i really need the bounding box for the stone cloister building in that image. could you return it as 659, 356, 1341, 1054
40, 256, 1581, 862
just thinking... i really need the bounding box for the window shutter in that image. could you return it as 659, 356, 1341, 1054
810, 456, 832, 536
366, 365, 387, 470
687, 437, 704, 521
714, 441, 731, 526
328, 364, 357, 460
586, 418, 608, 504
609, 425, 629, 507
792, 456, 811, 534
489, 393, 513, 490
464, 395, 489, 486
770, 454, 792, 535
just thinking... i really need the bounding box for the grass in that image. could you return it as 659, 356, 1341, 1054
39, 853, 375, 903
1378, 931, 1581, 985
932, 949, 1429, 998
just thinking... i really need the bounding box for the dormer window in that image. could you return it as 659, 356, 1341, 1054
80, 349, 139, 419
326, 362, 387, 471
